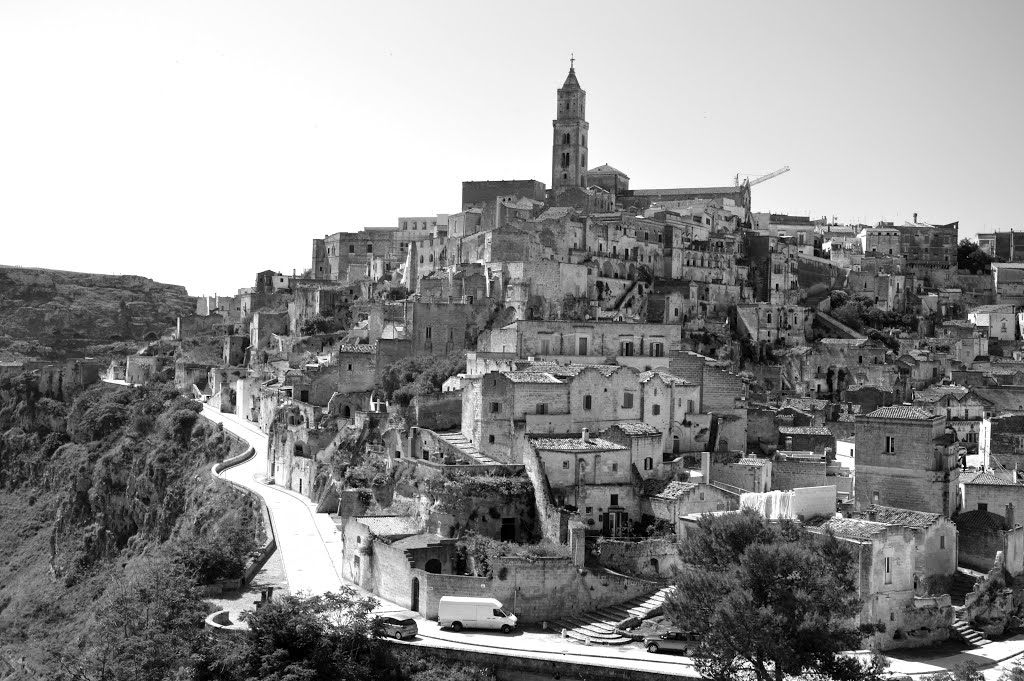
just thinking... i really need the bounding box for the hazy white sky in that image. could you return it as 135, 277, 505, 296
1, 0, 1021, 296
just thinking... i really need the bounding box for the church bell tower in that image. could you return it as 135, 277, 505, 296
552, 57, 589, 192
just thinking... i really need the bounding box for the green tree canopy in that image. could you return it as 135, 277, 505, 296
957, 238, 995, 274
665, 510, 886, 681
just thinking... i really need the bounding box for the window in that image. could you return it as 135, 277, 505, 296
885, 436, 896, 453
562, 460, 570, 469
539, 339, 551, 354
425, 327, 432, 339
585, 507, 592, 514
650, 342, 664, 357
620, 341, 635, 356
536, 403, 547, 415
940, 535, 945, 549
884, 557, 892, 584
979, 502, 988, 512
584, 395, 592, 410
687, 399, 695, 414
873, 491, 880, 504
611, 463, 618, 472
652, 404, 661, 416
488, 435, 495, 444
643, 457, 654, 470
366, 244, 373, 253
622, 392, 634, 409
610, 494, 619, 506
490, 402, 500, 414
349, 245, 355, 254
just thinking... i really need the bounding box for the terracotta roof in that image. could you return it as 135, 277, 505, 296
390, 533, 446, 551
518, 361, 620, 378
818, 338, 869, 347
609, 422, 662, 437
808, 517, 891, 541
778, 426, 834, 436
914, 386, 969, 403
781, 398, 829, 412
638, 369, 692, 386
529, 437, 626, 452
500, 371, 563, 384
961, 470, 1016, 486
954, 510, 1009, 532
589, 164, 629, 178
337, 344, 375, 354
356, 516, 421, 539
641, 479, 697, 499
863, 505, 943, 529
864, 406, 934, 420
737, 457, 770, 467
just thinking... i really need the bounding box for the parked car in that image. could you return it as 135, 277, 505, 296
644, 631, 699, 654
380, 616, 418, 640
437, 596, 517, 633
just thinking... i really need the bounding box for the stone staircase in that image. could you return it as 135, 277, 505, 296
951, 610, 990, 647
950, 568, 980, 606
434, 432, 499, 466
547, 586, 674, 645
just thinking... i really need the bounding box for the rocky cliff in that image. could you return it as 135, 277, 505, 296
0, 265, 194, 360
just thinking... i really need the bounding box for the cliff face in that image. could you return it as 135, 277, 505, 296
0, 265, 195, 360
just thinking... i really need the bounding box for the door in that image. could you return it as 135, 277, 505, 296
411, 578, 419, 613
500, 518, 516, 542
578, 337, 588, 355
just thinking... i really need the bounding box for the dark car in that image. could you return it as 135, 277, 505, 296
644, 631, 698, 654
381, 617, 418, 640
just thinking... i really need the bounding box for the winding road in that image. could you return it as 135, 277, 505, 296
201, 405, 1024, 680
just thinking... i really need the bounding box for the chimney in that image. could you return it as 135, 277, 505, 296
581, 428, 590, 443
785, 436, 794, 451
1007, 503, 1016, 528
913, 212, 918, 224
868, 509, 878, 522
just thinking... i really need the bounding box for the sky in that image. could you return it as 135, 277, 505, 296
1, 0, 1022, 296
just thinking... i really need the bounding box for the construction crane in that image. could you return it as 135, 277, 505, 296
734, 166, 791, 187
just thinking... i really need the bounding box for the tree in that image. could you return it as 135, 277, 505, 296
665, 510, 887, 681
223, 589, 387, 681
56, 555, 210, 681
958, 239, 995, 274
300, 314, 336, 336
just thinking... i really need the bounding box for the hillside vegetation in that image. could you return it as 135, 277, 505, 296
0, 265, 194, 361
0, 373, 257, 674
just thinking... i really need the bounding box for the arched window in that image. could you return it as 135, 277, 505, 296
584, 395, 592, 410
643, 457, 654, 470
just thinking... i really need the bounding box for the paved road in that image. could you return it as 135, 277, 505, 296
201, 405, 1024, 679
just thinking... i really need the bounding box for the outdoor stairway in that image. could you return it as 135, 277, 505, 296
950, 568, 981, 606
434, 432, 499, 466
547, 586, 675, 646
951, 610, 990, 648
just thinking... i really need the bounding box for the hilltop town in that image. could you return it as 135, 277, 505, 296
23, 64, 1024, 665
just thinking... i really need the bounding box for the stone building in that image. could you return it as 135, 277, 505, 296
855, 505, 958, 596
530, 433, 634, 535
551, 62, 589, 193
807, 517, 952, 650
854, 406, 959, 517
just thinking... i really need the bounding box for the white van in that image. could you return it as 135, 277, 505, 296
437, 596, 518, 633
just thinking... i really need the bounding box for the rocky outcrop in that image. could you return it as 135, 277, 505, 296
0, 265, 194, 360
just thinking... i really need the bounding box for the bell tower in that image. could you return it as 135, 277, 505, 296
552, 56, 589, 192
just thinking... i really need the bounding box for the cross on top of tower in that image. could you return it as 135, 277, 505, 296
570, 53, 574, 69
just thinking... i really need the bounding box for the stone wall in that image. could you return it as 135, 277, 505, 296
415, 556, 658, 623
593, 537, 681, 580
413, 390, 463, 431
772, 457, 826, 491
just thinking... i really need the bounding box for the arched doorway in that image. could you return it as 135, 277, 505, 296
411, 578, 420, 612
425, 559, 442, 574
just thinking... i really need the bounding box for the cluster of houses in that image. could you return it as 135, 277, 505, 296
94, 63, 1024, 652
